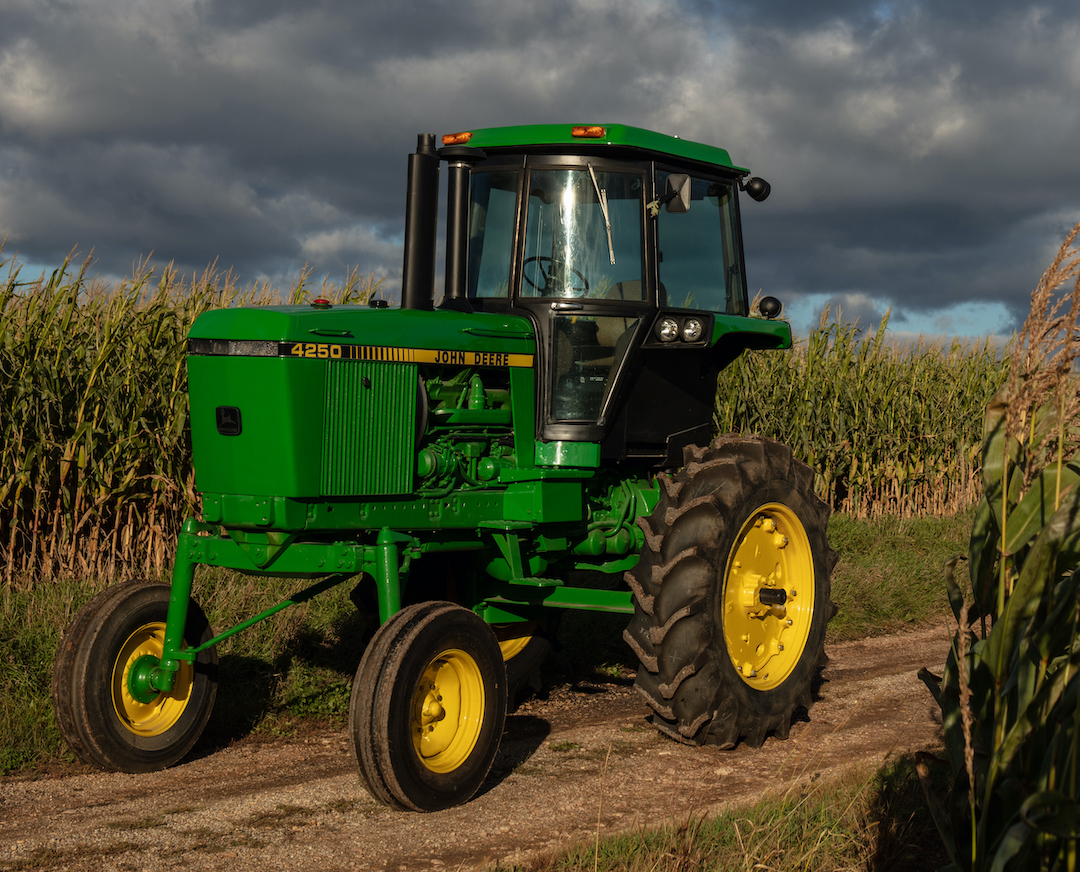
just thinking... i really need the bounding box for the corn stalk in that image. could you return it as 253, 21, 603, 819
919, 220, 1080, 871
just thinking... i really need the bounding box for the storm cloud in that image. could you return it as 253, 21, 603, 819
1, 0, 1077, 336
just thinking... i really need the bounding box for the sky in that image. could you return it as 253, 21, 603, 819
1, 0, 1078, 340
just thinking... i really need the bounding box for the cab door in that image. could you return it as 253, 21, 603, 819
510, 157, 653, 444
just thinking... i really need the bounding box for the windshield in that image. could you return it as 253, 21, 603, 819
522, 168, 646, 301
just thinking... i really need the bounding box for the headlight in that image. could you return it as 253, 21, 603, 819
656, 317, 680, 342
682, 318, 704, 342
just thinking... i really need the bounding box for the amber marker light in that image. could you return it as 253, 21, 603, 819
441, 131, 474, 145
571, 126, 606, 138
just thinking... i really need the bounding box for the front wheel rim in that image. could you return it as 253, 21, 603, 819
411, 649, 486, 773
111, 622, 194, 737
722, 503, 816, 691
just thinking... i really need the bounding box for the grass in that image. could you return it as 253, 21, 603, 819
0, 567, 370, 770
105, 815, 167, 830
0, 504, 963, 872
827, 509, 972, 641
496, 755, 949, 872
0, 842, 141, 872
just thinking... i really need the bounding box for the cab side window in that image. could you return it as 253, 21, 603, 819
468, 170, 520, 298
656, 172, 746, 315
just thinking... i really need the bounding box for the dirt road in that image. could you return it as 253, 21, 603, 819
0, 626, 952, 871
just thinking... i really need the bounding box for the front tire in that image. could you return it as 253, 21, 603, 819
624, 436, 837, 747
52, 580, 218, 772
350, 602, 508, 811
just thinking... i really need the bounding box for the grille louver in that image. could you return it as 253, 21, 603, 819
321, 361, 417, 496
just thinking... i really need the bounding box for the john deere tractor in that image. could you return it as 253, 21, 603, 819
53, 124, 836, 811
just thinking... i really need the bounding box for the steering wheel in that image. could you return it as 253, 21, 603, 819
522, 256, 589, 297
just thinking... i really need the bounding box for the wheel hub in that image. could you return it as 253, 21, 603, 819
127, 654, 162, 704
722, 504, 815, 691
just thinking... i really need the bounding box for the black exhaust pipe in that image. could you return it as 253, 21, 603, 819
401, 134, 439, 311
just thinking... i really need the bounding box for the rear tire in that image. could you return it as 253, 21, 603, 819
52, 581, 218, 772
350, 602, 508, 811
624, 436, 837, 747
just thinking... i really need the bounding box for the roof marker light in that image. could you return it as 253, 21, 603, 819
571, 126, 606, 139
441, 131, 474, 145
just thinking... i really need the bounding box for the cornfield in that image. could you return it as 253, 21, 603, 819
716, 313, 1009, 518
0, 249, 380, 585
2, 247, 1008, 585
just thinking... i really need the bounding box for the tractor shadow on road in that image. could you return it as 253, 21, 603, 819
477, 713, 551, 799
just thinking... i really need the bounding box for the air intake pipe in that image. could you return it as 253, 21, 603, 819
437, 145, 487, 309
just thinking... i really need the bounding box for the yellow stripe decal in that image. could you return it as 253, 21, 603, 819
282, 342, 533, 368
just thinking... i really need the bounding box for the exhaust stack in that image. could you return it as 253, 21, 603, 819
400, 134, 439, 311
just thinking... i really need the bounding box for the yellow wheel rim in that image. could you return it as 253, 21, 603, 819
411, 649, 486, 773
493, 622, 536, 661
111, 622, 194, 737
722, 503, 815, 691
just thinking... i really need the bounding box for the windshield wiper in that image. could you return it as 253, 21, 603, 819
587, 163, 616, 266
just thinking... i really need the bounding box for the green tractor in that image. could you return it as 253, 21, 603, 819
53, 123, 836, 811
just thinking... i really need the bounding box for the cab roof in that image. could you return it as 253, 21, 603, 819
445, 124, 746, 173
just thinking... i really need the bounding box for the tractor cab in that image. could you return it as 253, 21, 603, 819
408, 124, 787, 466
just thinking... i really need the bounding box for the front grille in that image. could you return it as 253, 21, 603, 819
321, 361, 417, 496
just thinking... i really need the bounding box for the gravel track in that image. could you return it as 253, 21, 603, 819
0, 626, 952, 871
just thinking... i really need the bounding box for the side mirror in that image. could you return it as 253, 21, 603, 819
663, 174, 691, 213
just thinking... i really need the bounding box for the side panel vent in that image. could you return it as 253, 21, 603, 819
321, 361, 417, 496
